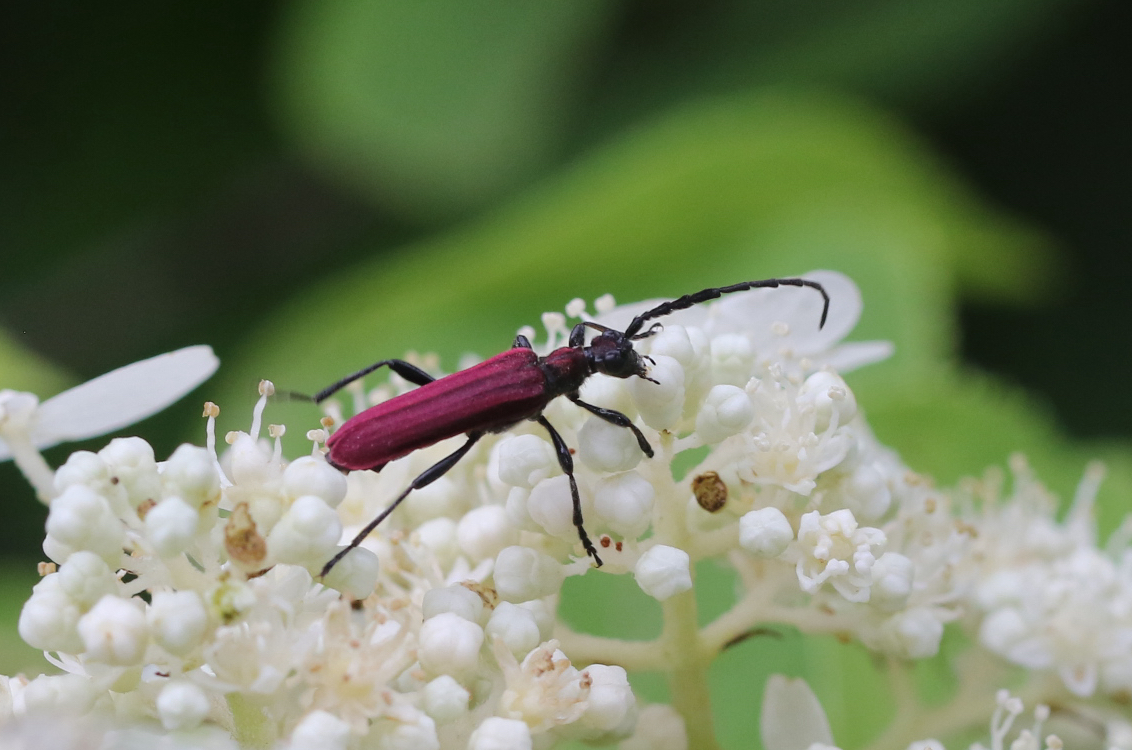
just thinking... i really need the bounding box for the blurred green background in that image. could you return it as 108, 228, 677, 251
2, 1, 1130, 745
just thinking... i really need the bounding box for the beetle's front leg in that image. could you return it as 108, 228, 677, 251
535, 415, 602, 567
567, 394, 654, 457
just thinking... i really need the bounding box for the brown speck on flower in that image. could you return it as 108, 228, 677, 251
136, 498, 156, 519
461, 581, 499, 610
600, 535, 612, 548
37, 561, 56, 576
224, 502, 267, 568
692, 471, 728, 513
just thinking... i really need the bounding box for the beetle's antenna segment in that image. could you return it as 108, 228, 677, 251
623, 277, 830, 339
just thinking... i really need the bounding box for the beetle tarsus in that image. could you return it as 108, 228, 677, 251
537, 415, 602, 567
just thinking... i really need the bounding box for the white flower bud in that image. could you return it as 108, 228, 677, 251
872, 607, 944, 659
695, 385, 754, 444
468, 717, 532, 750
422, 584, 484, 624
156, 680, 210, 730
18, 582, 83, 653
45, 484, 124, 567
798, 371, 856, 433
57, 551, 117, 609
497, 434, 557, 488
634, 545, 692, 601
290, 710, 352, 750
283, 455, 348, 508
77, 595, 149, 664
517, 599, 555, 642
593, 471, 654, 539
22, 674, 99, 717
628, 355, 685, 431
415, 516, 459, 562
979, 607, 1030, 657
162, 444, 221, 509
422, 675, 469, 724
870, 552, 914, 610
841, 462, 892, 522
578, 664, 635, 739
486, 602, 541, 658
404, 475, 461, 524
53, 451, 114, 498
494, 546, 565, 602
145, 496, 199, 557
739, 508, 794, 558
527, 475, 578, 539
321, 546, 380, 599
710, 334, 754, 387
418, 612, 484, 678
225, 432, 273, 486
267, 495, 342, 569
458, 505, 518, 561
99, 436, 162, 509
577, 417, 643, 473
620, 703, 688, 750
373, 710, 439, 750
148, 590, 208, 656
578, 373, 635, 416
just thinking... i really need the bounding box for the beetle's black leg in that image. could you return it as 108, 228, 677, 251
536, 415, 602, 567
567, 394, 654, 458
320, 432, 485, 578
623, 278, 830, 338
512, 334, 534, 349
314, 359, 436, 403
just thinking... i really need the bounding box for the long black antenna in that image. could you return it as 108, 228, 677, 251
622, 277, 830, 339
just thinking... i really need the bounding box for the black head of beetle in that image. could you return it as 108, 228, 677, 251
584, 329, 651, 380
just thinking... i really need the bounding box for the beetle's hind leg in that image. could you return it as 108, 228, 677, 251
319, 431, 484, 578
567, 394, 653, 457
536, 416, 602, 567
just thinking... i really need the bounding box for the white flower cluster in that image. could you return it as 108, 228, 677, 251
2, 271, 1130, 750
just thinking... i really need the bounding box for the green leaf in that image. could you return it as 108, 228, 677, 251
272, 0, 616, 220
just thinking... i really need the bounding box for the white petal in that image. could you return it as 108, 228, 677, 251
760, 675, 834, 750
822, 341, 895, 373
31, 345, 219, 448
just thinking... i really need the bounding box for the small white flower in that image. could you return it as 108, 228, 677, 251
634, 545, 692, 601
422, 675, 469, 724
282, 455, 348, 508
156, 680, 210, 730
593, 471, 654, 539
18, 577, 84, 653
417, 612, 484, 678
55, 551, 117, 609
162, 443, 221, 509
371, 709, 439, 750
739, 507, 794, 558
44, 484, 124, 567
577, 417, 644, 473
458, 505, 518, 561
267, 495, 342, 569
496, 434, 558, 488
22, 674, 99, 717
77, 595, 149, 665
709, 333, 754, 387
422, 584, 485, 624
468, 717, 533, 750
144, 496, 199, 557
99, 436, 162, 511
628, 355, 685, 431
320, 545, 380, 599
788, 509, 885, 602
695, 384, 754, 444
870, 552, 915, 611
575, 664, 636, 740
289, 710, 353, 750
486, 602, 542, 659
494, 546, 564, 602
797, 371, 856, 434
148, 590, 209, 656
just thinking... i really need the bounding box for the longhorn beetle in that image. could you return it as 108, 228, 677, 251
316, 277, 829, 577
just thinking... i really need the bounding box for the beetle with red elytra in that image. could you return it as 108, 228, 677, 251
316, 277, 830, 578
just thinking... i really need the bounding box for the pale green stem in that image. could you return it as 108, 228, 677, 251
227, 693, 276, 749
3, 431, 55, 503
647, 433, 722, 750
554, 625, 665, 672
